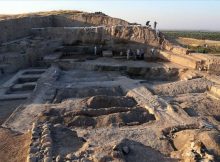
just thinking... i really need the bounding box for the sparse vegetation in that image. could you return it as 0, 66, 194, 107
163, 31, 220, 41
163, 31, 220, 54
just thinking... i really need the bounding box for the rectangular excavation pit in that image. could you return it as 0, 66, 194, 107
125, 67, 180, 81
86, 95, 137, 109
22, 70, 45, 75
64, 107, 156, 128
11, 83, 36, 92
5, 89, 33, 95
16, 77, 39, 84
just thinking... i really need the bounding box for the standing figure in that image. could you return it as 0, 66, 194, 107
136, 49, 140, 60
151, 48, 156, 60
140, 49, 145, 60
146, 21, 150, 27
154, 21, 157, 30
127, 49, 131, 60
99, 45, 103, 56
94, 46, 97, 56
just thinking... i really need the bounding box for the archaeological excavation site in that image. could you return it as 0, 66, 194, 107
0, 11, 220, 162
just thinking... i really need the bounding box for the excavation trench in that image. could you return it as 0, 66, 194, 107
53, 86, 124, 103
64, 108, 156, 128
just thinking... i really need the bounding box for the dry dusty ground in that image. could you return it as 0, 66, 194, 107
0, 59, 220, 162
0, 127, 30, 162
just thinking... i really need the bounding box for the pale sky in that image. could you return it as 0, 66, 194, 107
0, 0, 220, 31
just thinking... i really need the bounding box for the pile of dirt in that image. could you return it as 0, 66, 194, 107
86, 95, 137, 109
64, 108, 156, 128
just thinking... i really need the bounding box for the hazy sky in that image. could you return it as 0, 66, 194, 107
0, 0, 220, 31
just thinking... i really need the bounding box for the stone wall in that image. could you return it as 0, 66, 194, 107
206, 56, 220, 73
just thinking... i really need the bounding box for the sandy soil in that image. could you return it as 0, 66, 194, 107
0, 100, 25, 124
0, 127, 30, 162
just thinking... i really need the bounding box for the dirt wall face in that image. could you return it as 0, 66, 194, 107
0, 12, 129, 44
32, 25, 160, 47
0, 16, 53, 44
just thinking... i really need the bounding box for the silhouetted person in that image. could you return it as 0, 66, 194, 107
94, 46, 97, 56
151, 48, 156, 60
127, 49, 131, 60
154, 21, 157, 30
146, 21, 150, 26
140, 49, 145, 60
136, 49, 140, 60
99, 45, 103, 56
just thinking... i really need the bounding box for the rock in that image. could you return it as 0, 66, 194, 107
41, 137, 52, 143
41, 142, 52, 149
44, 156, 52, 162
54, 123, 63, 128
42, 129, 50, 136
159, 135, 166, 140
205, 153, 214, 161
32, 130, 40, 136
74, 151, 81, 157
122, 146, 129, 154
30, 141, 40, 147
42, 134, 51, 139
29, 146, 39, 154
27, 155, 37, 162
31, 134, 39, 140
42, 124, 50, 130
44, 147, 52, 156
66, 153, 74, 160
190, 142, 195, 149
81, 157, 92, 162
31, 123, 38, 132
72, 160, 80, 162
112, 145, 118, 151
55, 155, 62, 162
185, 150, 196, 158
111, 151, 122, 158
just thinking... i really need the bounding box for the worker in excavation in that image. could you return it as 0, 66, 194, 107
99, 45, 103, 56
155, 29, 160, 42
146, 21, 150, 27
94, 46, 97, 56
136, 49, 140, 60
151, 48, 156, 60
127, 49, 131, 60
154, 21, 157, 30
140, 49, 145, 60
